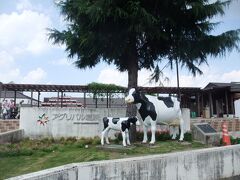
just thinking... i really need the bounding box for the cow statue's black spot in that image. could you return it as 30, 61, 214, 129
121, 120, 129, 132
139, 97, 157, 121
157, 96, 174, 108
112, 118, 120, 124
132, 91, 157, 121
103, 117, 109, 130
121, 116, 138, 132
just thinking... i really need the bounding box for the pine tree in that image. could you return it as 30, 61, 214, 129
49, 0, 239, 140
49, 0, 239, 88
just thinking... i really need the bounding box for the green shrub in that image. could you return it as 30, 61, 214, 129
156, 131, 172, 141
114, 130, 173, 142
79, 137, 92, 144
75, 142, 85, 148
41, 147, 54, 153
92, 137, 101, 145
183, 132, 192, 142
230, 136, 240, 145
66, 137, 77, 143
0, 148, 33, 157
220, 136, 240, 146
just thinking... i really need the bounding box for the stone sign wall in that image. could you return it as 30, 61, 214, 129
20, 107, 190, 139
20, 107, 126, 139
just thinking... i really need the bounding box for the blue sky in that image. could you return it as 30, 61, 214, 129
0, 0, 239, 88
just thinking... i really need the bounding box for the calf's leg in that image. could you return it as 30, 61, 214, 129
170, 125, 178, 139
179, 113, 185, 141
121, 131, 127, 147
126, 129, 131, 145
142, 124, 148, 143
105, 128, 111, 144
150, 120, 157, 144
101, 127, 110, 145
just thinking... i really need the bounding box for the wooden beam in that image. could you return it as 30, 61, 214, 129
14, 91, 17, 106
61, 91, 63, 108
225, 90, 229, 115
231, 94, 235, 115
209, 92, 213, 117
83, 92, 86, 107
197, 93, 200, 117
106, 92, 109, 108
38, 92, 40, 107
31, 91, 33, 107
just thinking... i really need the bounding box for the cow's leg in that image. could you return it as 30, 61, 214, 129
179, 114, 185, 142
121, 131, 127, 147
126, 129, 131, 145
101, 127, 109, 145
150, 120, 157, 144
105, 128, 111, 144
142, 124, 148, 143
101, 129, 106, 145
170, 125, 178, 140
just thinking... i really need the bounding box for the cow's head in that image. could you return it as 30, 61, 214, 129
125, 88, 141, 104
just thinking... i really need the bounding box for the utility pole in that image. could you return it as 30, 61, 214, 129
176, 59, 181, 102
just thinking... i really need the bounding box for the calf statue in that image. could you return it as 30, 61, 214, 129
101, 116, 138, 147
125, 88, 185, 145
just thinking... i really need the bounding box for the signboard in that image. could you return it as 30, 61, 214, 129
197, 124, 217, 133
20, 107, 126, 139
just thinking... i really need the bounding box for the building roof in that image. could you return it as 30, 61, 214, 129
203, 82, 240, 92
139, 86, 201, 94
0, 83, 88, 92
3, 82, 240, 94
0, 91, 39, 101
0, 82, 201, 94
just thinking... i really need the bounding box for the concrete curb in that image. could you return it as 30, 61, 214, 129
8, 144, 240, 180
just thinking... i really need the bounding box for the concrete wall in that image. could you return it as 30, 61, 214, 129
0, 129, 24, 144
9, 145, 240, 180
20, 107, 126, 139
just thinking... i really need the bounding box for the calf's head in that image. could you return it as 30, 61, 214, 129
128, 116, 138, 125
125, 88, 141, 104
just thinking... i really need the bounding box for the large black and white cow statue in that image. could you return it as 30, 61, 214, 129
101, 116, 138, 147
125, 88, 185, 144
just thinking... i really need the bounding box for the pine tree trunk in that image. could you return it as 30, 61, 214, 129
126, 55, 138, 142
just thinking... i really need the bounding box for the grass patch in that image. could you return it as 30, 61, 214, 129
0, 137, 206, 179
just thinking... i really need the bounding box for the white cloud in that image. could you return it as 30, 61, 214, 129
166, 67, 240, 88
97, 68, 128, 86
97, 67, 240, 88
0, 51, 14, 68
0, 10, 53, 55
0, 68, 20, 83
0, 51, 21, 83
0, 51, 47, 83
97, 68, 158, 87
21, 68, 47, 84
221, 70, 240, 82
